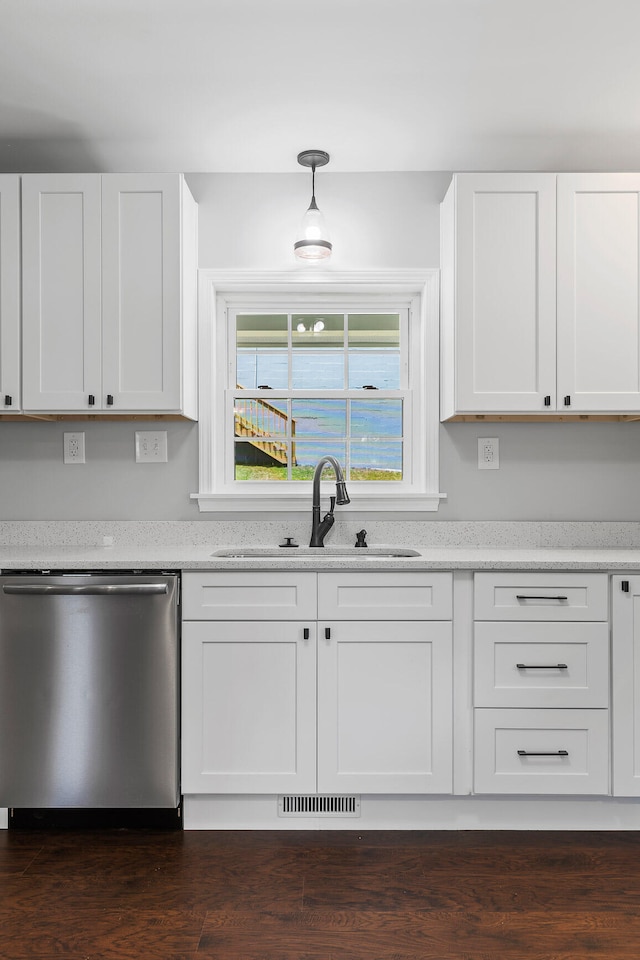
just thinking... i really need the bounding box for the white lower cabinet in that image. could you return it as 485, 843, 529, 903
473, 572, 610, 796
181, 571, 453, 796
181, 620, 317, 794
317, 620, 452, 793
612, 576, 640, 796
182, 567, 620, 808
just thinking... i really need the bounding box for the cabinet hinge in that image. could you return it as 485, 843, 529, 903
621, 580, 630, 593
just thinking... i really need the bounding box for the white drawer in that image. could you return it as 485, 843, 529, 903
182, 572, 317, 620
474, 572, 608, 621
474, 622, 609, 708
474, 708, 609, 795
318, 572, 452, 621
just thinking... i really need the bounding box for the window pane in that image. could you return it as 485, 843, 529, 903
236, 314, 288, 389
292, 314, 345, 389
348, 314, 400, 347
237, 353, 288, 390
292, 441, 347, 480
348, 353, 400, 389
351, 399, 403, 438
291, 400, 346, 438
350, 441, 403, 480
348, 314, 400, 389
234, 441, 289, 481
235, 397, 289, 438
292, 351, 344, 389
292, 314, 344, 347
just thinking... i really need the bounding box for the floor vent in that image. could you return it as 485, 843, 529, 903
278, 795, 361, 818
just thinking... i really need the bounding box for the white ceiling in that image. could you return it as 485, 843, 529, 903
2, 0, 639, 173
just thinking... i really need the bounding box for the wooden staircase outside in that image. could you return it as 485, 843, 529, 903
234, 391, 296, 466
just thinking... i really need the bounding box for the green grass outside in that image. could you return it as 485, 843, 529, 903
235, 465, 402, 481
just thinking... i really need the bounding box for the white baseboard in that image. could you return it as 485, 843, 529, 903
184, 794, 640, 830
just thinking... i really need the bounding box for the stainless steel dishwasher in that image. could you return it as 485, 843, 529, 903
0, 572, 179, 809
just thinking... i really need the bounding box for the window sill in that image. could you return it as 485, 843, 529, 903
191, 492, 446, 513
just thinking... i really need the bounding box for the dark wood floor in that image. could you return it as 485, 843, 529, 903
2, 827, 640, 958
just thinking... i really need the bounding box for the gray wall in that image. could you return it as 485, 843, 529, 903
2, 171, 640, 522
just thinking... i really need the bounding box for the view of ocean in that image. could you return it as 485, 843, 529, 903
236, 351, 403, 472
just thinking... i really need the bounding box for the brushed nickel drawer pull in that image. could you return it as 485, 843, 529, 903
516, 663, 568, 670
518, 750, 569, 757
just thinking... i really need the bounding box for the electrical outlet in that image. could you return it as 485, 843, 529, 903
478, 437, 499, 470
135, 431, 168, 463
63, 432, 85, 464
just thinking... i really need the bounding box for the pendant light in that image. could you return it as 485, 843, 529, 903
294, 149, 332, 262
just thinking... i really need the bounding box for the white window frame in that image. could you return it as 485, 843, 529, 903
192, 269, 444, 512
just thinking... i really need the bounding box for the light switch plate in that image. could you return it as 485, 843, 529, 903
135, 431, 168, 463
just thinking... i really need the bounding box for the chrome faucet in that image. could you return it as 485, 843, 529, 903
309, 456, 350, 547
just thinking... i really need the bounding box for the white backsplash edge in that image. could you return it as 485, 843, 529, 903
2, 520, 640, 548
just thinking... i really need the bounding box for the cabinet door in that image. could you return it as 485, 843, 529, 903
317, 620, 452, 793
22, 174, 102, 411
558, 174, 640, 412
612, 576, 640, 795
101, 174, 183, 411
0, 175, 20, 412
441, 173, 556, 417
182, 621, 316, 794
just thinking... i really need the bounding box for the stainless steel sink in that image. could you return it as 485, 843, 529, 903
212, 546, 421, 559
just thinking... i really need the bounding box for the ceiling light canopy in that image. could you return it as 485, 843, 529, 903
294, 149, 332, 262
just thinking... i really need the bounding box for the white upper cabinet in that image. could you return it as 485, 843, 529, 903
442, 172, 640, 418
102, 175, 197, 415
0, 176, 21, 413
557, 174, 640, 412
441, 173, 557, 419
22, 173, 197, 417
22, 175, 102, 412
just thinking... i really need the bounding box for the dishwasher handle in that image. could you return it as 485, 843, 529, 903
2, 583, 169, 596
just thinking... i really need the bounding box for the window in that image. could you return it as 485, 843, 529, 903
233, 310, 405, 482
194, 271, 443, 512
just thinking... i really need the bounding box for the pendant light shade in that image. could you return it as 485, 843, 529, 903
294, 150, 332, 262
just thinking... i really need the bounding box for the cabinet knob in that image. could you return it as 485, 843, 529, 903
543, 395, 551, 407
564, 395, 571, 406
106, 394, 114, 406
88, 394, 95, 406
4, 395, 12, 406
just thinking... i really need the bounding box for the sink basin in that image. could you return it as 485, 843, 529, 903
212, 546, 421, 559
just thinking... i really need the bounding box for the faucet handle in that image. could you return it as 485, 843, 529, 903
326, 496, 336, 517
355, 529, 368, 548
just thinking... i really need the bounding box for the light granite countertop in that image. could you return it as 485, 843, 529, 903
1, 543, 640, 571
